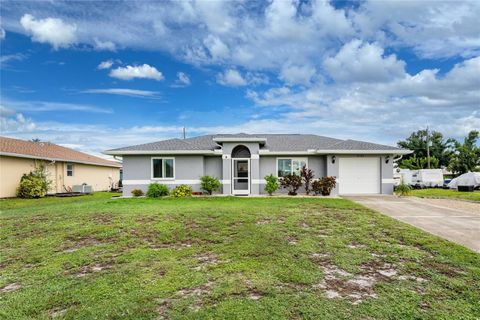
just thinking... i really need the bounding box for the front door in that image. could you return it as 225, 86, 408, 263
232, 159, 250, 195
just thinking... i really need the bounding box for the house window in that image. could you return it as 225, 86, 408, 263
277, 158, 307, 177
152, 158, 175, 179
66, 163, 74, 177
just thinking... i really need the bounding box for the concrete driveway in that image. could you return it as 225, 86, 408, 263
345, 195, 480, 253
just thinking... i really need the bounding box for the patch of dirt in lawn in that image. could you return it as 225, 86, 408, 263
256, 219, 271, 225
91, 213, 114, 224
192, 252, 230, 271
299, 221, 310, 229
1, 283, 22, 293
62, 235, 113, 252
157, 281, 215, 317
310, 256, 402, 305
64, 262, 114, 278
49, 308, 68, 318
136, 216, 157, 225
347, 242, 367, 249
287, 235, 298, 245
423, 260, 466, 277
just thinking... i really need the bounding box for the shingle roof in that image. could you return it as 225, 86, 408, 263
1, 136, 121, 167
322, 139, 401, 151
106, 133, 407, 154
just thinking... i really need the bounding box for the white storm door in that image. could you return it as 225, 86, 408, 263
232, 159, 250, 195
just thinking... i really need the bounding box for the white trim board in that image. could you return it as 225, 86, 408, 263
124, 179, 200, 185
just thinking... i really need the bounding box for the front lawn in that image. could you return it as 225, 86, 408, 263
410, 188, 480, 202
1, 196, 479, 319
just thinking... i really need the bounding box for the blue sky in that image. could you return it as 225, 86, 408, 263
1, 0, 479, 157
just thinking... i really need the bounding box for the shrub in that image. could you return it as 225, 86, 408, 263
146, 183, 169, 198
200, 176, 221, 195
395, 179, 411, 196
300, 165, 315, 195
172, 184, 193, 197
131, 189, 144, 197
279, 174, 303, 196
16, 163, 51, 198
264, 174, 279, 196
312, 176, 337, 196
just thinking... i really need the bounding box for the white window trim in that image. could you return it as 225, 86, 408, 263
275, 157, 308, 178
151, 157, 175, 180
66, 163, 74, 177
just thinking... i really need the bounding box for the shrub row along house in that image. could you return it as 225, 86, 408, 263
0, 136, 121, 198
105, 134, 411, 197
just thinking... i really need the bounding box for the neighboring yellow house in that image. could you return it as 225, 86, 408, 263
0, 136, 122, 198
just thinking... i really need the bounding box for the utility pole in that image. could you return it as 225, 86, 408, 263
183, 127, 186, 140
426, 126, 431, 169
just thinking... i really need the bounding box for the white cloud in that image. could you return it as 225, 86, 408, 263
217, 69, 247, 86
203, 35, 230, 60
217, 69, 269, 87
279, 64, 316, 85
93, 38, 116, 51
0, 28, 5, 40
20, 14, 77, 49
97, 59, 114, 70
0, 106, 36, 132
2, 99, 113, 114
109, 64, 164, 81
324, 40, 406, 83
246, 56, 480, 143
352, 1, 480, 59
0, 53, 27, 66
172, 72, 191, 87
82, 88, 160, 97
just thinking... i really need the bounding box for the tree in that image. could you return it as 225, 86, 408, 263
400, 155, 440, 170
397, 129, 453, 168
448, 131, 480, 175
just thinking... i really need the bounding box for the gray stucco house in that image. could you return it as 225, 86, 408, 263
105, 134, 411, 197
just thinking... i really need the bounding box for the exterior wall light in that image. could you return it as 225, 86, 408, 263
385, 156, 390, 164
332, 155, 336, 164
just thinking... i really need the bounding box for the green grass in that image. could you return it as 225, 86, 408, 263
0, 191, 120, 210
1, 195, 479, 319
410, 188, 480, 202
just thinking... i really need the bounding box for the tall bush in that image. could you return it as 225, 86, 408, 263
16, 163, 51, 198
279, 174, 303, 196
146, 183, 169, 198
300, 165, 315, 195
264, 174, 279, 196
200, 176, 221, 195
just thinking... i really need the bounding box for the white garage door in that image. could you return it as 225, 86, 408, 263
338, 157, 381, 194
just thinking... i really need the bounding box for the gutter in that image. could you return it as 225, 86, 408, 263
104, 150, 216, 156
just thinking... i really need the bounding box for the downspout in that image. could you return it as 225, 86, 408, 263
47, 160, 55, 194
393, 155, 403, 163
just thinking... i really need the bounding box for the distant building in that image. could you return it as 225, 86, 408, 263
0, 136, 121, 198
